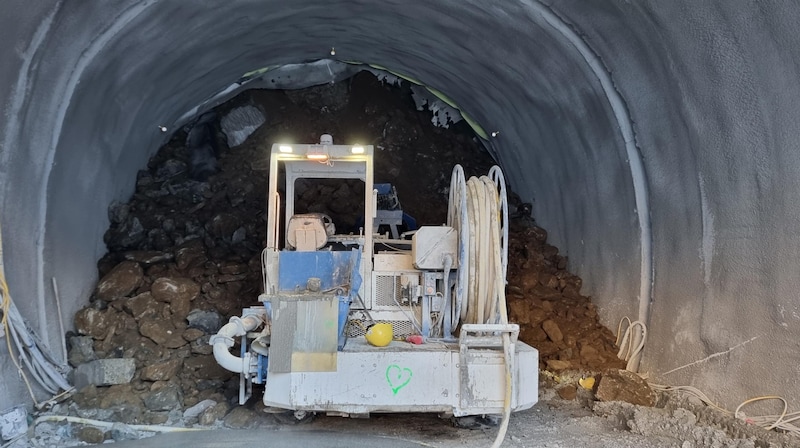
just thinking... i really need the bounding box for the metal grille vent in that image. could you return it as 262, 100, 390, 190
374, 274, 402, 307
346, 319, 416, 338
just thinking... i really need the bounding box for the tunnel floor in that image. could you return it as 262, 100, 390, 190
23, 73, 792, 447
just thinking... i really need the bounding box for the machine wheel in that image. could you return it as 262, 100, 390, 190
274, 409, 316, 425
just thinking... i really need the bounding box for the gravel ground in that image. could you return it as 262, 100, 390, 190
17, 385, 797, 447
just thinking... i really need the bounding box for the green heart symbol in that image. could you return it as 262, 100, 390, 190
385, 364, 413, 395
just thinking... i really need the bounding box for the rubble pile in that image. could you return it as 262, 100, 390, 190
65, 72, 623, 427
506, 220, 626, 371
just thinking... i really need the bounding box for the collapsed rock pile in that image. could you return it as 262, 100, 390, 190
65, 72, 624, 427
506, 221, 626, 372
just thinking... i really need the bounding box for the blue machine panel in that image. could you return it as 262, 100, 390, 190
276, 249, 362, 350
278, 250, 361, 294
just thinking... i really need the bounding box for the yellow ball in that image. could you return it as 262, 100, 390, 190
365, 323, 393, 347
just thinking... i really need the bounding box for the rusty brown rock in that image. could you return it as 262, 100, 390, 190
124, 292, 159, 321
579, 344, 600, 362
138, 319, 186, 348
524, 325, 549, 343
223, 407, 260, 429
76, 426, 105, 444
175, 242, 207, 271
595, 369, 657, 407
542, 319, 564, 343
124, 336, 166, 365
164, 334, 188, 349
557, 384, 577, 400
170, 296, 192, 324
184, 355, 233, 380
508, 300, 530, 324
200, 402, 231, 426
74, 308, 118, 339
545, 359, 571, 370
531, 284, 563, 300
99, 384, 143, 409
141, 358, 183, 382
182, 327, 205, 342
95, 261, 143, 301
151, 277, 200, 303
72, 384, 100, 408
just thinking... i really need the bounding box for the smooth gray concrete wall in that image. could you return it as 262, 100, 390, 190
551, 0, 800, 407
0, 0, 797, 411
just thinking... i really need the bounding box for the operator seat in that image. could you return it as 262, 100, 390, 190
286, 213, 335, 251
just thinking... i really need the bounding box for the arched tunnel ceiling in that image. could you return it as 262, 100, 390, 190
2, 0, 800, 412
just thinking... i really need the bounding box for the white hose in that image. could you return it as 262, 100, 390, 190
615, 317, 647, 372
210, 314, 263, 373
460, 174, 507, 326
33, 415, 205, 433
447, 165, 512, 447
1, 220, 74, 407
446, 165, 510, 328
488, 166, 509, 281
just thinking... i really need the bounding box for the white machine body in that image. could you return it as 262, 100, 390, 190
211, 136, 539, 418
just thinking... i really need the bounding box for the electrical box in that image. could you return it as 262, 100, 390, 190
412, 226, 458, 270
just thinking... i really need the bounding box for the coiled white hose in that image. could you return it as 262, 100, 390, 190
451, 169, 508, 327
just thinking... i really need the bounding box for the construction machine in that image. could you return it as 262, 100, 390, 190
211, 135, 538, 432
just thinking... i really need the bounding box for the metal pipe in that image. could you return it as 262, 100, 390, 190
210, 314, 262, 373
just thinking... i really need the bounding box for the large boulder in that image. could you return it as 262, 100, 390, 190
72, 358, 136, 389
595, 369, 657, 407
138, 319, 187, 349
74, 308, 119, 339
94, 261, 143, 301
150, 277, 200, 303
186, 309, 224, 334
143, 383, 183, 411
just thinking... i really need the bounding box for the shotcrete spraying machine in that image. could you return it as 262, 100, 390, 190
211, 135, 538, 428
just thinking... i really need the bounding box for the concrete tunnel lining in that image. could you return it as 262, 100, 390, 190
1, 0, 800, 415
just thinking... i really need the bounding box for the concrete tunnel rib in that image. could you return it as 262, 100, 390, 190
38, 2, 156, 349
530, 1, 653, 369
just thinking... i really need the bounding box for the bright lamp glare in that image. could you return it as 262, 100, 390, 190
351, 146, 364, 154
307, 153, 329, 161
279, 145, 293, 153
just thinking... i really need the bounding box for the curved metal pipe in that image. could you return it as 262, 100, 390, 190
209, 314, 263, 373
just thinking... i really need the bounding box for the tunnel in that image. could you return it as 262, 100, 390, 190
1, 0, 799, 419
